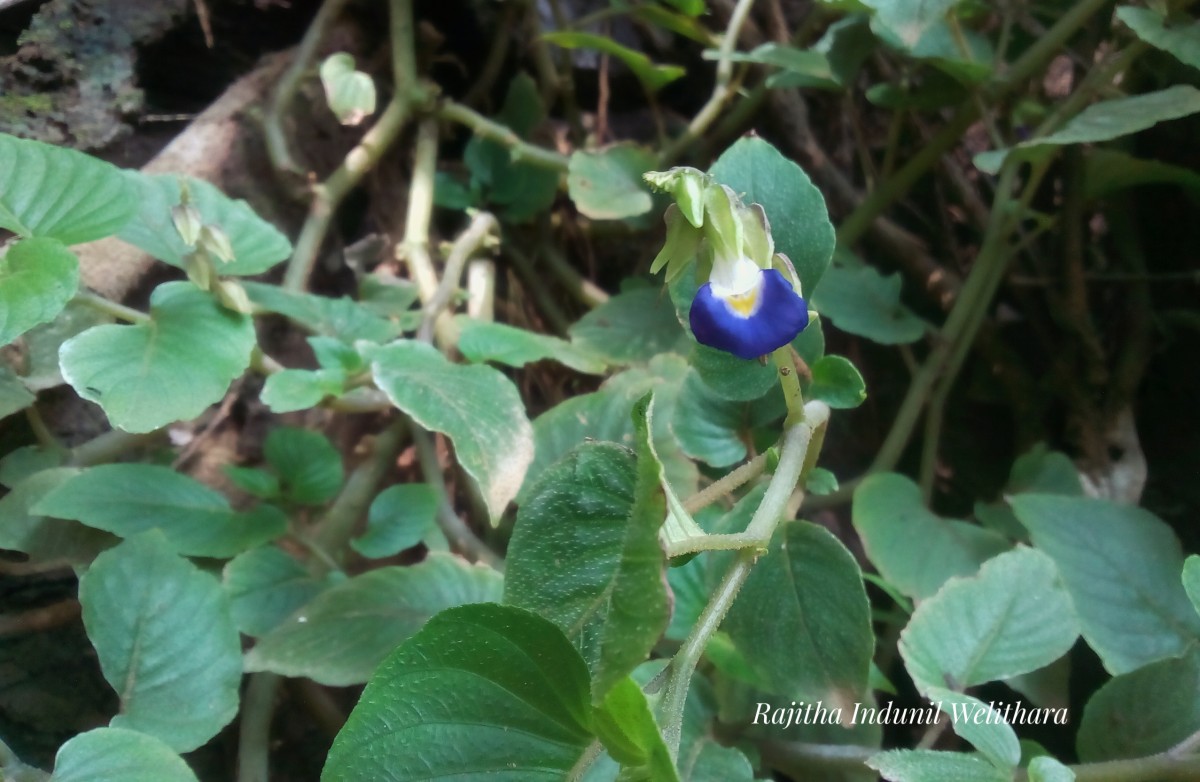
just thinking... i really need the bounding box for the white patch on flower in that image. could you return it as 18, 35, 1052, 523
709, 255, 761, 297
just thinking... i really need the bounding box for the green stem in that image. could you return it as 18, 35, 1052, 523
73, 290, 149, 323
682, 452, 769, 514
657, 401, 830, 758
438, 100, 570, 172
236, 672, 282, 782
418, 211, 498, 345
657, 0, 758, 164
68, 429, 159, 467
773, 347, 805, 428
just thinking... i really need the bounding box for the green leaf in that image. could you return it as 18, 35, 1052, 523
811, 261, 927, 344
79, 532, 242, 752
593, 677, 680, 781
676, 678, 756, 782
1076, 646, 1200, 762
568, 144, 657, 220
505, 402, 669, 701
672, 369, 749, 468
0, 362, 35, 419
569, 287, 690, 365
690, 342, 779, 401
899, 548, 1079, 694
59, 281, 255, 432
351, 483, 439, 559
322, 603, 595, 780
370, 340, 534, 524
1, 237, 80, 347
118, 174, 291, 275
223, 466, 281, 500
263, 426, 343, 505
543, 31, 685, 92
0, 467, 112, 563
526, 355, 697, 500
223, 545, 334, 637
859, 0, 962, 51
1027, 757, 1075, 782
319, 52, 377, 126
867, 750, 1010, 782
852, 473, 1010, 600
8, 300, 108, 392
0, 132, 136, 244
807, 355, 867, 409
244, 554, 503, 685
924, 688, 1019, 770
708, 137, 835, 295
0, 444, 65, 488
1082, 148, 1200, 200
243, 282, 401, 343
1185, 555, 1200, 618
1116, 6, 1200, 71
456, 317, 607, 374
32, 464, 287, 557
977, 86, 1200, 173
50, 728, 198, 782
716, 43, 838, 89
260, 368, 345, 413
1010, 494, 1200, 674
724, 522, 873, 707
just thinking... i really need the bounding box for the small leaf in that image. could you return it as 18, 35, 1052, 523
59, 281, 256, 433
50, 728, 199, 782
79, 532, 242, 752
899, 548, 1079, 694
568, 144, 657, 220
118, 174, 291, 276
505, 401, 669, 701
0, 362, 35, 419
322, 603, 596, 780
0, 237, 80, 347
223, 466, 281, 500
543, 31, 685, 92
9, 300, 108, 392
0, 132, 136, 244
264, 426, 343, 505
724, 522, 873, 708
569, 287, 690, 365
33, 464, 287, 557
244, 282, 401, 343
351, 483, 439, 559
811, 260, 927, 344
867, 749, 1010, 782
1117, 6, 1200, 72
0, 467, 111, 563
319, 53, 377, 126
807, 355, 867, 409
715, 42, 837, 89
260, 368, 346, 413
1011, 494, 1200, 674
244, 554, 503, 685
0, 444, 65, 488
672, 369, 749, 468
1184, 555, 1200, 618
708, 137, 835, 296
924, 687, 1019, 770
370, 340, 534, 525
1027, 756, 1075, 782
853, 473, 1010, 600
223, 545, 333, 637
456, 317, 607, 374
1076, 645, 1200, 762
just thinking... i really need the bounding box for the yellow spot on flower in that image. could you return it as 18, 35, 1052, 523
723, 288, 760, 317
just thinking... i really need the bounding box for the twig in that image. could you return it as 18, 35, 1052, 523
438, 100, 569, 172
399, 117, 441, 305
682, 452, 769, 514
418, 211, 498, 344
540, 242, 609, 308
264, 0, 354, 176
657, 0, 758, 165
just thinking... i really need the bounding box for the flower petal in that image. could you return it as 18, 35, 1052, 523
689, 269, 809, 360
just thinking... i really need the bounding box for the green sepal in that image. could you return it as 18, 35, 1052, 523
702, 184, 744, 262
644, 167, 709, 227
650, 205, 702, 284
740, 203, 774, 269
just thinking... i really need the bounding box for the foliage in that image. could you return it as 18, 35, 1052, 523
3, 0, 1200, 780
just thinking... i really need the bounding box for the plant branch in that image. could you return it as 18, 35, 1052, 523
418, 211, 498, 345
73, 290, 150, 323
682, 452, 769, 514
236, 673, 282, 782
657, 401, 830, 758
438, 100, 570, 172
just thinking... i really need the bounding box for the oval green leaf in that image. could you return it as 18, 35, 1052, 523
244, 553, 503, 685
0, 133, 136, 244
370, 340, 534, 525
51, 728, 198, 782
1, 237, 80, 347
79, 532, 242, 752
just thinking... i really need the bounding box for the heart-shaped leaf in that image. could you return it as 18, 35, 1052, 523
0, 237, 80, 346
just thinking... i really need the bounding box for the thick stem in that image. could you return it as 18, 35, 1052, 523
438, 101, 570, 172
418, 211, 498, 345
236, 673, 282, 782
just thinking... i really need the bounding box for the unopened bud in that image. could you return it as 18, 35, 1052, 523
199, 224, 235, 264
171, 204, 203, 247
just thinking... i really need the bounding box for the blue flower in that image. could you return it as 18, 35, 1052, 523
690, 256, 809, 360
